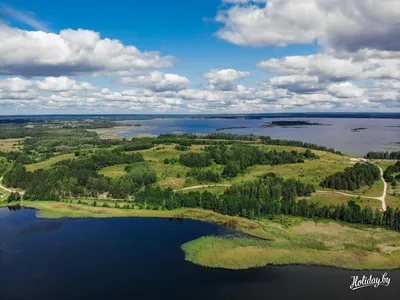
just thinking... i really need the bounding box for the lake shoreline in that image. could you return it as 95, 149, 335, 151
3, 201, 400, 271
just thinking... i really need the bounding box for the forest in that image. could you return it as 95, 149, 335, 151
365, 151, 400, 160
383, 161, 400, 184
320, 163, 381, 191
3, 149, 156, 200
133, 173, 400, 231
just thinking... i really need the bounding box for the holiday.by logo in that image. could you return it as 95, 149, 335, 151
350, 273, 391, 290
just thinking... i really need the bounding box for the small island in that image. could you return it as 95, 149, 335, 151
216, 126, 249, 131
351, 127, 367, 132
262, 120, 326, 127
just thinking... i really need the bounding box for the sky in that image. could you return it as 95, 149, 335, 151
0, 0, 399, 114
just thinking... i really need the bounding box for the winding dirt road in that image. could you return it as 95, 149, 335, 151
175, 184, 232, 192
0, 177, 25, 195
176, 164, 388, 211
317, 165, 387, 211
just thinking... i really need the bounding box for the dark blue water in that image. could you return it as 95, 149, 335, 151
119, 118, 400, 155
0, 207, 399, 300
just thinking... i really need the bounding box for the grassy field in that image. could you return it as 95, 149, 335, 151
386, 195, 400, 209
141, 144, 218, 188
26, 153, 76, 171
307, 192, 382, 209
231, 147, 352, 186
21, 142, 389, 206
0, 138, 24, 152
88, 126, 153, 139
98, 164, 129, 178
182, 217, 400, 270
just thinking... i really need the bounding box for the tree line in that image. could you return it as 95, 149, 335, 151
365, 151, 400, 160
155, 133, 341, 155
383, 161, 400, 185
133, 173, 400, 231
186, 169, 221, 183
320, 163, 381, 191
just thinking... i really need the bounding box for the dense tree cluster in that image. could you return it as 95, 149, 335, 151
179, 152, 212, 168
204, 145, 318, 178
6, 192, 21, 203
117, 141, 153, 151
366, 151, 400, 160
3, 149, 155, 200
259, 136, 341, 155
175, 145, 190, 151
134, 173, 314, 216
163, 157, 178, 164
186, 169, 221, 183
134, 174, 400, 231
156, 134, 341, 154
383, 161, 400, 184
320, 163, 380, 191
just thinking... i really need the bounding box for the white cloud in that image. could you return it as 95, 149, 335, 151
36, 76, 96, 92
266, 75, 322, 93
0, 24, 175, 77
203, 69, 250, 90
116, 71, 190, 91
215, 0, 400, 52
0, 77, 33, 92
257, 51, 400, 81
328, 82, 364, 98
222, 0, 267, 3
0, 5, 49, 31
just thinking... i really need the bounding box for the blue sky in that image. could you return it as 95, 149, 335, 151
5, 0, 317, 86
0, 0, 398, 114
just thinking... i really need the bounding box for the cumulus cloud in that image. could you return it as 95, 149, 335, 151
0, 24, 175, 77
0, 77, 33, 92
258, 52, 400, 81
203, 69, 250, 90
265, 75, 322, 93
116, 71, 190, 91
36, 77, 96, 92
215, 0, 400, 52
328, 82, 364, 98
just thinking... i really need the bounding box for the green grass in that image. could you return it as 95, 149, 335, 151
98, 164, 129, 178
26, 153, 75, 171
0, 138, 24, 152
386, 195, 400, 209
307, 193, 382, 209
182, 217, 400, 270
231, 147, 352, 186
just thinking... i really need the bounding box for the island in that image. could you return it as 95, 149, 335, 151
351, 127, 367, 132
0, 117, 399, 271
216, 126, 249, 131
262, 120, 326, 127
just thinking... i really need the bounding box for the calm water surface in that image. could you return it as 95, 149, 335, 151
0, 208, 398, 300
119, 118, 400, 155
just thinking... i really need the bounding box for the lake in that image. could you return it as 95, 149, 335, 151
119, 118, 400, 155
0, 207, 398, 300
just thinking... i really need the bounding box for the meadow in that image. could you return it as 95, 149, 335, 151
182, 216, 400, 270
